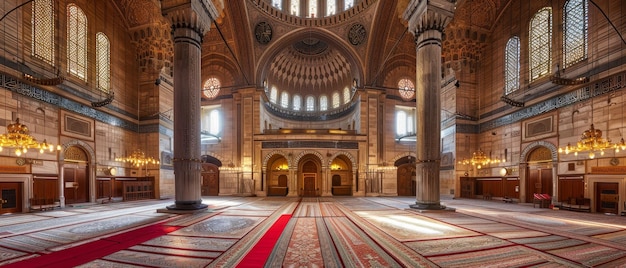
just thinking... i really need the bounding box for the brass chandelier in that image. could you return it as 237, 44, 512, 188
115, 149, 160, 167
0, 118, 61, 156
558, 124, 621, 159
458, 148, 503, 169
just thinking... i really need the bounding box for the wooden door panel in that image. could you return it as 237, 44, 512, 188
596, 182, 619, 214
303, 176, 316, 197
0, 183, 22, 214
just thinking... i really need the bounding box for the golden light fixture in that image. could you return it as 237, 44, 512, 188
558, 124, 618, 159
115, 149, 160, 167
0, 118, 60, 156
458, 148, 498, 169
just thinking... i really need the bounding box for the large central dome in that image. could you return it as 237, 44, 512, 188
267, 38, 353, 98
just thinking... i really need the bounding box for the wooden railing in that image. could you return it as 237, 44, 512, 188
123, 181, 154, 201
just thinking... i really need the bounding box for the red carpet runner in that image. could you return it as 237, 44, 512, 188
4, 222, 181, 268
237, 214, 292, 267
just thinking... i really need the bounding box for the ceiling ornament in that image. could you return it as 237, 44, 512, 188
348, 23, 366, 46
255, 21, 272, 44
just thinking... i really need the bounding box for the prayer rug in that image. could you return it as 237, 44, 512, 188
524, 238, 587, 251
142, 235, 237, 252
549, 243, 626, 267
594, 229, 626, 244
101, 249, 213, 267
324, 217, 403, 267
405, 235, 513, 256
427, 245, 580, 267
237, 214, 291, 267
319, 202, 345, 217
170, 215, 265, 239
0, 246, 29, 262
269, 217, 328, 267
293, 202, 321, 217
355, 210, 478, 241
509, 234, 568, 244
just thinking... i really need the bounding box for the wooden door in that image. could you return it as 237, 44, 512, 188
64, 165, 89, 204
201, 164, 219, 196
526, 168, 552, 202
0, 182, 22, 214
397, 164, 416, 196
596, 182, 619, 214
303, 175, 316, 197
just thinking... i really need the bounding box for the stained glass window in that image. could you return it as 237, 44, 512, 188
564, 0, 587, 68
327, 0, 336, 16
290, 0, 300, 16
320, 95, 328, 111
505, 36, 520, 95
67, 4, 87, 81
343, 87, 350, 104
293, 94, 302, 111
281, 91, 289, 108
270, 86, 278, 103
306, 96, 315, 111
398, 78, 415, 100
529, 7, 552, 81
332, 92, 340, 108
203, 78, 221, 99
96, 33, 110, 93
32, 0, 54, 64
308, 0, 317, 18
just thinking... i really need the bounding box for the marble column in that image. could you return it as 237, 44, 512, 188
404, 0, 455, 210
161, 1, 218, 211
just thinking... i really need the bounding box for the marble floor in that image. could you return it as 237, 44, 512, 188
1, 196, 626, 267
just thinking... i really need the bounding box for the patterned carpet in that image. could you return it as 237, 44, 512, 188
1, 196, 626, 267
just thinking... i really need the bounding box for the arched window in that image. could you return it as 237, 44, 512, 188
332, 92, 340, 109
290, 0, 300, 16
343, 87, 351, 104
505, 36, 520, 95
345, 0, 354, 10
67, 4, 87, 81
293, 94, 302, 111
32, 0, 54, 64
209, 109, 221, 135
398, 78, 415, 100
272, 0, 282, 9
306, 96, 315, 111
564, 0, 588, 68
327, 0, 336, 16
396, 107, 415, 136
270, 86, 278, 103
96, 33, 110, 93
529, 7, 552, 82
319, 95, 328, 111
396, 111, 407, 136
202, 78, 221, 99
308, 0, 317, 18
281, 91, 289, 108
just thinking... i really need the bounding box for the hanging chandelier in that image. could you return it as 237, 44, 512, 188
115, 149, 160, 167
0, 118, 61, 156
458, 148, 501, 169
558, 124, 619, 159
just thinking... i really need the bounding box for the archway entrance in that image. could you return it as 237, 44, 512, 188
63, 146, 89, 204
266, 155, 289, 196
396, 156, 416, 196
298, 155, 321, 197
330, 155, 353, 196
525, 146, 553, 203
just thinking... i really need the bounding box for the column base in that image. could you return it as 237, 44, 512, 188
166, 200, 208, 211
409, 202, 454, 212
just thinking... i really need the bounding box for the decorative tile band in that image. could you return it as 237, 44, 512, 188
262, 141, 359, 149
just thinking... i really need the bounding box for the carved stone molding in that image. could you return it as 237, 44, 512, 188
130, 22, 174, 75
403, 0, 456, 36
161, 0, 220, 40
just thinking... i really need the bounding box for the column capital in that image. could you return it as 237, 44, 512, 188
403, 0, 456, 36
161, 0, 220, 39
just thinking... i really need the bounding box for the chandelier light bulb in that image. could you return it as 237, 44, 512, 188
15, 149, 21, 156
588, 151, 595, 159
